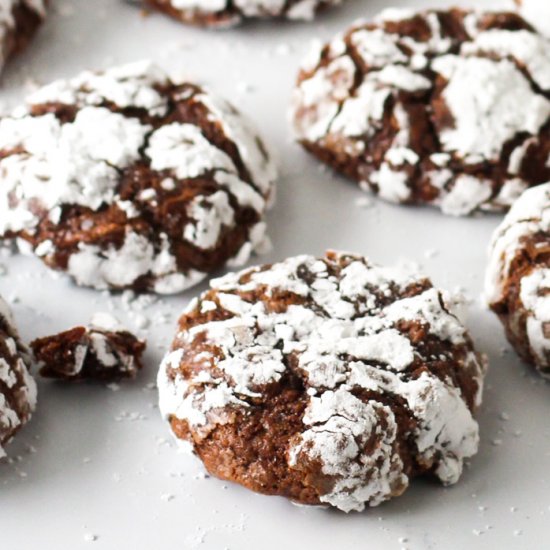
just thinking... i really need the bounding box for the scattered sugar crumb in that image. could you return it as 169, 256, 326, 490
355, 196, 373, 208
424, 248, 439, 259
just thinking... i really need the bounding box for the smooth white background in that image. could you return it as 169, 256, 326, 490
0, 0, 548, 548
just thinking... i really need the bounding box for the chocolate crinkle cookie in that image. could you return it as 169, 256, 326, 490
158, 251, 487, 512
486, 183, 550, 377
0, 60, 276, 293
0, 0, 46, 75
31, 313, 146, 381
515, 0, 550, 37
291, 8, 550, 216
0, 294, 37, 458
146, 0, 343, 28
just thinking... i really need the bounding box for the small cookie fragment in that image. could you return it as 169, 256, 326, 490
146, 0, 343, 28
486, 183, 550, 376
0, 294, 37, 458
290, 8, 550, 216
159, 251, 486, 511
0, 60, 276, 293
515, 0, 550, 37
31, 313, 146, 381
0, 0, 46, 75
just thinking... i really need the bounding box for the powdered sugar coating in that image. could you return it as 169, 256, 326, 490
485, 183, 550, 375
159, 251, 486, 511
291, 8, 550, 216
0, 61, 277, 293
147, 0, 343, 28
0, 293, 37, 458
515, 0, 550, 37
0, 0, 45, 73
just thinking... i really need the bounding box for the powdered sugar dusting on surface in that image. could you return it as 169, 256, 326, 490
0, 61, 277, 293
0, 293, 36, 458
291, 8, 550, 216
486, 183, 550, 374
159, 252, 486, 511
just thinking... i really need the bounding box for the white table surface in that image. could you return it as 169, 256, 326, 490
1, 0, 548, 548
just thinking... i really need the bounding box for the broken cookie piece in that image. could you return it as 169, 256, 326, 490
31, 313, 146, 381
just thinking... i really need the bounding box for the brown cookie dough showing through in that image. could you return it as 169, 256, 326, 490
291, 8, 550, 216
486, 182, 550, 377
0, 294, 37, 458
158, 251, 487, 511
146, 0, 343, 28
32, 313, 146, 382
0, 61, 277, 293
0, 1, 46, 75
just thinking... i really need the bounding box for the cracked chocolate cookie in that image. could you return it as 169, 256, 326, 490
0, 0, 46, 75
0, 61, 277, 293
0, 294, 37, 458
515, 0, 550, 37
290, 8, 550, 216
32, 313, 146, 382
486, 183, 550, 376
146, 0, 342, 28
158, 251, 486, 511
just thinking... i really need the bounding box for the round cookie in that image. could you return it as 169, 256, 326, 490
0, 294, 37, 458
515, 0, 550, 37
159, 251, 486, 511
0, 0, 46, 75
486, 183, 550, 376
146, 0, 343, 28
0, 61, 277, 294
290, 8, 550, 216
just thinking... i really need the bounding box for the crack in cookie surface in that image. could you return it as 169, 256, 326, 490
159, 251, 486, 511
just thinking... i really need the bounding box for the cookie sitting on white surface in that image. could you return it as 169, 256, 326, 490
0, 294, 37, 458
290, 8, 550, 216
486, 182, 550, 376
159, 251, 487, 512
0, 61, 277, 293
145, 0, 343, 28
